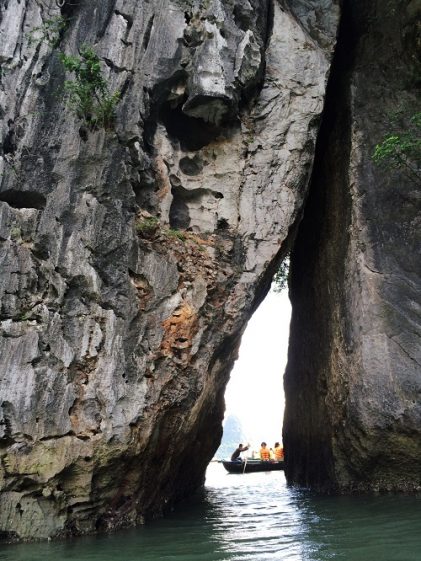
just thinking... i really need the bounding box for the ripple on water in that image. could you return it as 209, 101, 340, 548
0, 464, 420, 561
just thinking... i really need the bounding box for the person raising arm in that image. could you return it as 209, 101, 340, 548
230, 443, 250, 462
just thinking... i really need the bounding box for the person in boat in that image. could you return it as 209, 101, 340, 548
259, 442, 271, 461
231, 443, 249, 462
274, 442, 284, 462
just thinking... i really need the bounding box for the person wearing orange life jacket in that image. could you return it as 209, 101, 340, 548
273, 442, 284, 461
259, 442, 271, 461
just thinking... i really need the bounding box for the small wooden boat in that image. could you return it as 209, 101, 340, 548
222, 459, 285, 474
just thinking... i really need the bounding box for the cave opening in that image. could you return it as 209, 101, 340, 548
217, 286, 291, 461
158, 100, 224, 151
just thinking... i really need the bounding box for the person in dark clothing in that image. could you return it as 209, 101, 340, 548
231, 443, 249, 462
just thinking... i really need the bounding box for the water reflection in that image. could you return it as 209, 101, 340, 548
0, 464, 420, 561
204, 469, 309, 561
293, 492, 421, 561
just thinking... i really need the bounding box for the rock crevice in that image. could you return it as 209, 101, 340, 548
0, 0, 339, 540
284, 0, 421, 492
1, 0, 419, 544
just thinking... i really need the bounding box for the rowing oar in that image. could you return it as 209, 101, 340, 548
242, 441, 251, 474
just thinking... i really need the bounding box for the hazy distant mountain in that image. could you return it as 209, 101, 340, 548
215, 414, 246, 460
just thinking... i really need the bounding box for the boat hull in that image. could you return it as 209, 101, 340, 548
222, 460, 284, 474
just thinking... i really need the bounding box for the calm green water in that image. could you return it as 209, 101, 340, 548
1, 463, 420, 561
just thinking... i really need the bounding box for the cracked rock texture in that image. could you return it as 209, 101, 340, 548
1, 0, 419, 545
284, 0, 421, 492
0, 0, 339, 541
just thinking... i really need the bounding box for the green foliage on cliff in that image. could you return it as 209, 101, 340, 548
372, 112, 421, 185
135, 215, 190, 242
135, 216, 160, 235
59, 46, 120, 129
167, 229, 187, 242
273, 257, 289, 293
27, 16, 67, 47
27, 16, 120, 131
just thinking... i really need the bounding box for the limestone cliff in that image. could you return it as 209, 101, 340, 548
0, 0, 339, 540
284, 0, 421, 492
1, 0, 419, 544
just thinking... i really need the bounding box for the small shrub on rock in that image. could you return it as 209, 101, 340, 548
59, 46, 120, 129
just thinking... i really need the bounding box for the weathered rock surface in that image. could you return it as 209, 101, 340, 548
0, 0, 339, 541
284, 0, 421, 492
2, 0, 419, 544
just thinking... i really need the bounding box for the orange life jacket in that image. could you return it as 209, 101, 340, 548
260, 447, 270, 461
274, 446, 284, 461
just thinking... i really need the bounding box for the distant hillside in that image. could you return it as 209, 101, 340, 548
215, 415, 246, 460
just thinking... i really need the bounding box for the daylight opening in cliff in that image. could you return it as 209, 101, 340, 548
216, 288, 291, 460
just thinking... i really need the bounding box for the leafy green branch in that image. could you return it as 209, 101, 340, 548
26, 16, 67, 47
59, 46, 120, 130
273, 256, 289, 293
26, 16, 120, 131
372, 112, 421, 185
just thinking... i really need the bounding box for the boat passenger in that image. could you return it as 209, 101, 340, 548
259, 442, 270, 461
230, 443, 249, 462
274, 442, 284, 461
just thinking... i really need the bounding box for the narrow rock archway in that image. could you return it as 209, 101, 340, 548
0, 0, 419, 544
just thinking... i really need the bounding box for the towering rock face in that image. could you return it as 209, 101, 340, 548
284, 0, 421, 492
0, 0, 340, 541
1, 0, 419, 544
